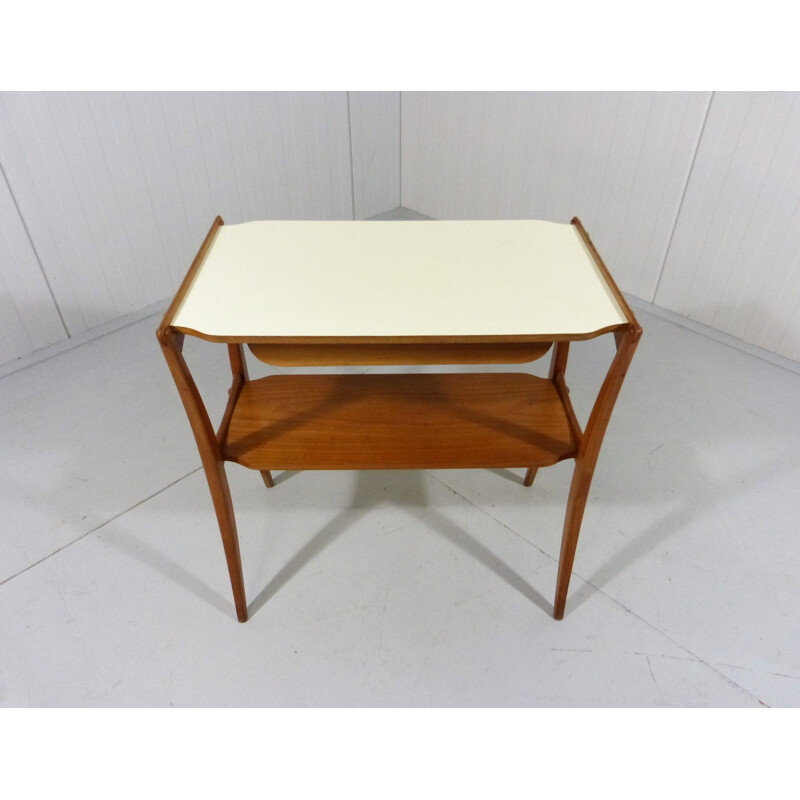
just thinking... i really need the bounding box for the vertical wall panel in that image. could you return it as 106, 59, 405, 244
0, 164, 66, 363
0, 91, 354, 350
268, 92, 354, 220
349, 92, 400, 219
655, 92, 800, 361
400, 91, 710, 301
0, 92, 114, 333
49, 92, 153, 311
123, 92, 205, 294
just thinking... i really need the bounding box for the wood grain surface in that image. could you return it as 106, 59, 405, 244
224, 372, 578, 471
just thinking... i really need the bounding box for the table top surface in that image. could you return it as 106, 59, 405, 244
171, 220, 629, 341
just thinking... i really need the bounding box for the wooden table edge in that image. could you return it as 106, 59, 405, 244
169, 324, 631, 346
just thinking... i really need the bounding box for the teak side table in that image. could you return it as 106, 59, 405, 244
157, 217, 641, 622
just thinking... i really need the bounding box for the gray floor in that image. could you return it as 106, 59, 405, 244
2, 298, 799, 707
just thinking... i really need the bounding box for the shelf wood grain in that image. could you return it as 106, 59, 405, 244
223, 372, 579, 471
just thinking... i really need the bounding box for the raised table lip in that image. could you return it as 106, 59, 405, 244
167, 218, 634, 343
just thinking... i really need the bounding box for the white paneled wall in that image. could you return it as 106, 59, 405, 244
0, 91, 357, 360
349, 92, 400, 219
0, 165, 66, 364
655, 92, 800, 362
401, 91, 711, 301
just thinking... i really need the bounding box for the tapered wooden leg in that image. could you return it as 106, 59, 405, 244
553, 459, 594, 620
260, 470, 275, 488
204, 460, 248, 622
158, 326, 249, 622
523, 467, 538, 487
550, 321, 641, 620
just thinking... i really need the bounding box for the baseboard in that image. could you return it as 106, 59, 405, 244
367, 206, 433, 221
0, 298, 169, 379
625, 294, 800, 376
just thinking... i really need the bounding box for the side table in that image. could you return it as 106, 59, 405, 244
157, 217, 641, 622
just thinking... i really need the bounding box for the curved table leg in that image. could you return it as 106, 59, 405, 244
158, 327, 249, 622
551, 325, 640, 620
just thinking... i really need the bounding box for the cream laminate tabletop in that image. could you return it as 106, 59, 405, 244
171, 220, 628, 340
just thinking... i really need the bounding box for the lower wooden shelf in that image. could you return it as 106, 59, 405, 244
223, 372, 578, 471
